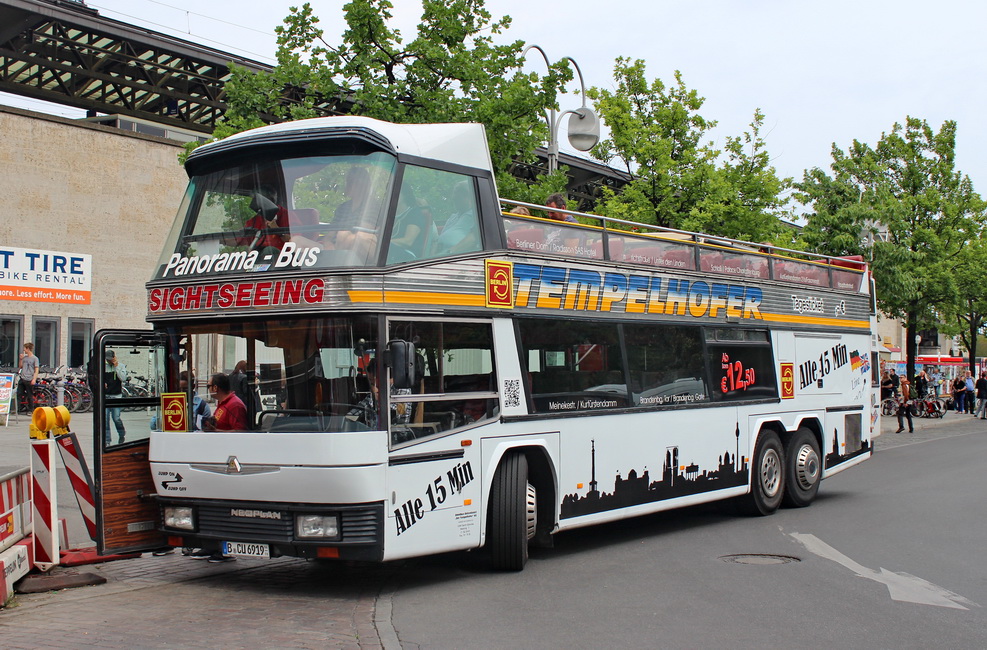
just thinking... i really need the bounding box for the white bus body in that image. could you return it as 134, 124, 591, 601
92, 117, 878, 570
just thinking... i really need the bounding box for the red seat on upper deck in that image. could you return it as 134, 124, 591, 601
831, 255, 865, 271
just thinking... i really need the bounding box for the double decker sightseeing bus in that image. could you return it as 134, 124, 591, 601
92, 117, 879, 570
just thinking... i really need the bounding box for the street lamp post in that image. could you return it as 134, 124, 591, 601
522, 44, 600, 174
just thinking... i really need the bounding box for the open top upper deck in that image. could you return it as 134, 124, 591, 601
147, 116, 871, 332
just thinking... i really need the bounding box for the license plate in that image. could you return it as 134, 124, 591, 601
222, 541, 270, 558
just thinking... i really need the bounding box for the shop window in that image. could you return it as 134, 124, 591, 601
0, 316, 23, 368
33, 317, 59, 368
69, 318, 94, 369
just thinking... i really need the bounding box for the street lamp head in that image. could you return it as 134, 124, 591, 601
567, 106, 600, 152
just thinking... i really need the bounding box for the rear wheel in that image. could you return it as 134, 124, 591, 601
737, 431, 784, 516
488, 451, 536, 571
782, 428, 821, 508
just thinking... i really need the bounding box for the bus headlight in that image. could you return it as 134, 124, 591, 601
295, 514, 339, 539
163, 506, 195, 530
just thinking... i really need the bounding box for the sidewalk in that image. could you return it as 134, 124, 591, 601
0, 551, 388, 648
0, 409, 390, 648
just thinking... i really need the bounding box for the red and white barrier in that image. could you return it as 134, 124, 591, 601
1, 469, 32, 605
54, 433, 97, 542
30, 439, 59, 571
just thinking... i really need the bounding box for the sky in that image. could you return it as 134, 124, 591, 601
8, 0, 987, 199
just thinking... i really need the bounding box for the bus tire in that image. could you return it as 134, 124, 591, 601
488, 451, 534, 571
737, 430, 784, 516
782, 428, 821, 508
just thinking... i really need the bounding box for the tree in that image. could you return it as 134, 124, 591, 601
197, 0, 573, 197
586, 59, 788, 241
796, 117, 987, 379
938, 236, 987, 374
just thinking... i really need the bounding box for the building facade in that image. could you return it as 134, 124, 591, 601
0, 105, 188, 372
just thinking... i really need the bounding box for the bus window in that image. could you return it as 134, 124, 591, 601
705, 328, 778, 401
623, 324, 709, 407
387, 320, 498, 446
386, 166, 477, 264
431, 178, 482, 256
518, 319, 628, 413
156, 152, 396, 277
178, 316, 382, 432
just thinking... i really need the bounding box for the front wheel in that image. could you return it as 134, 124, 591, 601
782, 428, 821, 508
488, 451, 536, 571
737, 430, 785, 516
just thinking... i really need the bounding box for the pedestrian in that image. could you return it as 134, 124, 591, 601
931, 369, 943, 398
880, 371, 893, 401
915, 370, 929, 399
952, 374, 966, 413
17, 342, 39, 413
896, 377, 914, 433
103, 350, 127, 445
889, 368, 900, 397
976, 372, 987, 420
965, 370, 976, 414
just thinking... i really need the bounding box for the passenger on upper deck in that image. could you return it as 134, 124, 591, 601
545, 193, 581, 254
546, 193, 578, 224
390, 194, 434, 261
436, 181, 481, 254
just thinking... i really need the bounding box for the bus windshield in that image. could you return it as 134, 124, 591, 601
156, 151, 397, 278
177, 315, 382, 433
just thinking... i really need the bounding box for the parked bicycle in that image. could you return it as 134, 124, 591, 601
881, 397, 897, 416
912, 393, 945, 418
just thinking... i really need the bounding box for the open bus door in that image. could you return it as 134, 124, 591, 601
91, 329, 168, 555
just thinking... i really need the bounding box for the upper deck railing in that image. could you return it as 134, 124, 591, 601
499, 200, 867, 294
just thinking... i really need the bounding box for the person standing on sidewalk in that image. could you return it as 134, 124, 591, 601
896, 377, 914, 433
975, 372, 987, 419
915, 370, 929, 399
952, 374, 967, 413
17, 342, 39, 413
965, 371, 976, 415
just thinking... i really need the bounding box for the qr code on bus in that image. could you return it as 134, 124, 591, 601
503, 379, 521, 408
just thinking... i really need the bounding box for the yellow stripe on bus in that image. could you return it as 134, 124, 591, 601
759, 313, 871, 329
348, 290, 485, 307
348, 290, 871, 328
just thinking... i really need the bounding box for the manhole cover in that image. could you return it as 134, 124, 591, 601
720, 554, 800, 565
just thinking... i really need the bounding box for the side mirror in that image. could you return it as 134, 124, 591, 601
387, 340, 417, 389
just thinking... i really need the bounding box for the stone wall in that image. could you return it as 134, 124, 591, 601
0, 105, 189, 368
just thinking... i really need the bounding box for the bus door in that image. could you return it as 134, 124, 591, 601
91, 329, 169, 555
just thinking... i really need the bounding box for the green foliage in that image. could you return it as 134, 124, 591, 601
188, 0, 573, 197
587, 59, 787, 241
796, 116, 987, 374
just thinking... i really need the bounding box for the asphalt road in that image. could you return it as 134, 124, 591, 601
2, 409, 986, 648
387, 418, 987, 648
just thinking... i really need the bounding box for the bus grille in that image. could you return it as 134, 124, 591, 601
177, 502, 383, 545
